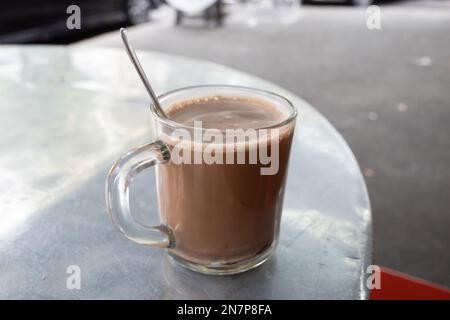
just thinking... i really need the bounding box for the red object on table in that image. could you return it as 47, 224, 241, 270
370, 267, 450, 300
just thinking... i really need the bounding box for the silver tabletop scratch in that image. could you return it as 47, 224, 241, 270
0, 46, 372, 299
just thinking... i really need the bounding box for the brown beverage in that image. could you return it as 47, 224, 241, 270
156, 95, 295, 265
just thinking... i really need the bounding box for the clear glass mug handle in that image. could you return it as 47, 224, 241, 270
105, 140, 173, 248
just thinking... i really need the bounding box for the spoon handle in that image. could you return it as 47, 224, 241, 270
120, 28, 166, 117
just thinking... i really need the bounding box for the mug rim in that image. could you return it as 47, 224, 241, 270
153, 84, 298, 132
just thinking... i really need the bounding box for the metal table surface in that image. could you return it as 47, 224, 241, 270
0, 46, 372, 299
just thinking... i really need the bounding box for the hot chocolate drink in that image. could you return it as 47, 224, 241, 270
156, 95, 295, 265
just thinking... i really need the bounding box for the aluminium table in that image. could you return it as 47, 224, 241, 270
0, 46, 372, 299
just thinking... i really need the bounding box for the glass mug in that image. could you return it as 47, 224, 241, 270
106, 85, 297, 274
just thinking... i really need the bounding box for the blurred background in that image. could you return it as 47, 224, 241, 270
1, 0, 448, 43
1, 0, 449, 288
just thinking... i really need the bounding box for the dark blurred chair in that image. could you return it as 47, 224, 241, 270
172, 0, 225, 26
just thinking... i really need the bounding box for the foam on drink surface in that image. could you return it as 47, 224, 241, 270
165, 95, 288, 130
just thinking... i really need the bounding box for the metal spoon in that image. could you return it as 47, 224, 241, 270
120, 28, 166, 118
